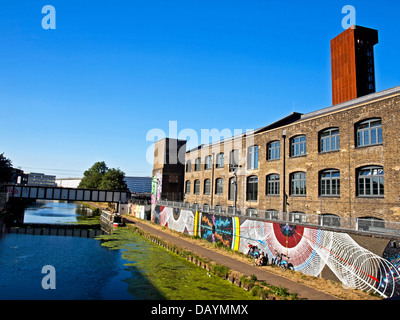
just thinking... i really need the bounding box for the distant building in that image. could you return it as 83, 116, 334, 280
124, 176, 152, 194
27, 172, 56, 186
55, 177, 82, 188
152, 138, 187, 201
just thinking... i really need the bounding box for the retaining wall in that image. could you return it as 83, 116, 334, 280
150, 204, 400, 298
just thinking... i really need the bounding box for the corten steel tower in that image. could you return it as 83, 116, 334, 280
331, 26, 378, 105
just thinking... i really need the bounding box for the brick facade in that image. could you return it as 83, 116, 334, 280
182, 88, 400, 222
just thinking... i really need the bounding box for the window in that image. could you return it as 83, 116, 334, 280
247, 145, 259, 170
229, 149, 239, 166
356, 119, 383, 147
265, 210, 279, 220
267, 141, 280, 160
357, 166, 384, 197
290, 172, 306, 196
204, 179, 211, 195
185, 181, 191, 194
320, 128, 340, 152
204, 155, 212, 170
291, 135, 307, 157
320, 170, 340, 196
246, 176, 258, 201
266, 174, 280, 196
195, 158, 201, 171
194, 180, 200, 194
246, 208, 258, 217
215, 178, 224, 195
216, 153, 224, 168
319, 214, 341, 227
228, 177, 236, 200
186, 160, 192, 172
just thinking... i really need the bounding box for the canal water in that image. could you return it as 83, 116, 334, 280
0, 201, 257, 300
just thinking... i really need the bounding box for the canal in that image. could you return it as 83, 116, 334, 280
0, 201, 257, 300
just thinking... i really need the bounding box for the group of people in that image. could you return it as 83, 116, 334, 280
247, 244, 268, 266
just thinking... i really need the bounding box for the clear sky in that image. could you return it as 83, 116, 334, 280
1, 0, 399, 178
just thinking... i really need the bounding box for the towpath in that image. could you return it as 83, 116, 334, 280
124, 216, 339, 300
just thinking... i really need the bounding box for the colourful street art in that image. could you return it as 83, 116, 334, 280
151, 205, 400, 298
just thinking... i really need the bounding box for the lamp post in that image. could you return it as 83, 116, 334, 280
230, 164, 242, 215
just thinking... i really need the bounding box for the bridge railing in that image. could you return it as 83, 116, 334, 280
155, 200, 400, 237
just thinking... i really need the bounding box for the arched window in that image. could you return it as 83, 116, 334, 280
267, 141, 280, 160
319, 128, 340, 152
247, 145, 259, 170
266, 174, 280, 195
246, 176, 258, 201
185, 180, 191, 194
186, 160, 192, 172
194, 180, 201, 194
290, 172, 306, 196
216, 153, 224, 168
228, 177, 236, 200
195, 158, 201, 171
356, 118, 382, 147
203, 179, 211, 195
290, 135, 306, 157
320, 169, 340, 196
215, 178, 223, 195
357, 166, 384, 197
204, 155, 212, 170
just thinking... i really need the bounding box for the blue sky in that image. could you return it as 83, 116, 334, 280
1, 0, 399, 178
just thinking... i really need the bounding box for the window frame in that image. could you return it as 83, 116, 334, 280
356, 118, 383, 147
185, 180, 191, 194
320, 169, 341, 197
290, 135, 307, 157
266, 174, 280, 196
319, 128, 340, 153
215, 178, 224, 195
246, 175, 258, 201
216, 153, 224, 168
290, 172, 307, 196
204, 155, 212, 170
203, 179, 211, 195
194, 158, 201, 171
357, 166, 384, 197
247, 145, 259, 170
194, 179, 201, 195
185, 160, 192, 172
267, 141, 281, 161
229, 149, 239, 167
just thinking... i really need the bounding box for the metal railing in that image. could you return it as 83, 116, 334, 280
156, 200, 400, 237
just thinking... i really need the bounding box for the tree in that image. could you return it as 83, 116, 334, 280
99, 168, 128, 191
78, 161, 108, 189
0, 153, 13, 184
78, 161, 128, 191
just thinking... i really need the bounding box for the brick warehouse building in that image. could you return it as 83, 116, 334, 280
152, 26, 400, 224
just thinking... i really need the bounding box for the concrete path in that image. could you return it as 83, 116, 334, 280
125, 217, 340, 300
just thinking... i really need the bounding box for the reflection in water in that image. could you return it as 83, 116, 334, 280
23, 200, 96, 225
0, 201, 258, 300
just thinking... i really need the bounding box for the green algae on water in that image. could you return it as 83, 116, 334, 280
96, 228, 258, 300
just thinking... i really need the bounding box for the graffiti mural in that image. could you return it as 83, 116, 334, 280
150, 205, 400, 298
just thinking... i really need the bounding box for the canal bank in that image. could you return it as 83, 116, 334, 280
0, 201, 261, 300
123, 216, 381, 300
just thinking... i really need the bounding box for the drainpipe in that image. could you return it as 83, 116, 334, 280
282, 130, 287, 214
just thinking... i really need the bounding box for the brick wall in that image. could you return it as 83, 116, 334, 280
183, 93, 400, 222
